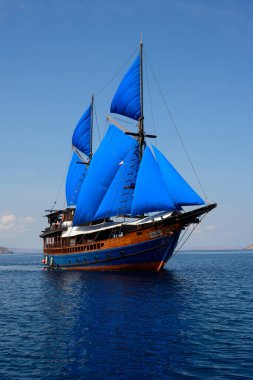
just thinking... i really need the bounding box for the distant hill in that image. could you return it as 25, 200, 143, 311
245, 245, 253, 250
0, 246, 13, 254
184, 245, 242, 251
9, 248, 42, 254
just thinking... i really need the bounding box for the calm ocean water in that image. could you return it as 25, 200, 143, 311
0, 251, 252, 379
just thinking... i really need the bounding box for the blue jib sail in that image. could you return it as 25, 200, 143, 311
153, 146, 205, 207
72, 104, 92, 157
73, 125, 137, 225
110, 54, 141, 121
131, 145, 204, 216
131, 146, 175, 216
94, 144, 139, 220
65, 151, 87, 207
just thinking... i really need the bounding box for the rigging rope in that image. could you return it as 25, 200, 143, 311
144, 52, 209, 203
94, 48, 138, 97
51, 147, 73, 211
143, 50, 157, 147
93, 98, 101, 144
173, 212, 209, 256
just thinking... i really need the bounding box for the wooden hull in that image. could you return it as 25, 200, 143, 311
43, 233, 180, 271
42, 204, 217, 271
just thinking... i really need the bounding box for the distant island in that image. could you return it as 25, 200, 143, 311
0, 246, 13, 254
245, 245, 253, 250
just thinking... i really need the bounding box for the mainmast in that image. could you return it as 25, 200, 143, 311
89, 94, 94, 162
138, 36, 144, 161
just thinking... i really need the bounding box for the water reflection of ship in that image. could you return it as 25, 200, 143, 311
41, 269, 190, 377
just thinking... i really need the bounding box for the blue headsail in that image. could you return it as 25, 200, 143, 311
153, 146, 205, 207
94, 144, 139, 220
72, 104, 92, 157
131, 145, 205, 216
73, 125, 137, 225
110, 54, 141, 121
131, 146, 175, 216
65, 151, 87, 207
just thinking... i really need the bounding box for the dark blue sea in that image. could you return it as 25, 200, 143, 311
0, 251, 252, 379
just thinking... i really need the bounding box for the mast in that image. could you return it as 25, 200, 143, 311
138, 35, 144, 161
89, 95, 94, 162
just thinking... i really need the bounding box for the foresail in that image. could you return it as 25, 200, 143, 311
65, 151, 87, 207
72, 104, 92, 157
131, 146, 175, 216
110, 54, 141, 121
73, 125, 137, 225
153, 146, 205, 207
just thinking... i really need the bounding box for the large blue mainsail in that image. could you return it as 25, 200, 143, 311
131, 146, 175, 216
72, 104, 92, 157
94, 144, 139, 220
110, 54, 141, 121
153, 146, 205, 207
73, 125, 137, 225
65, 151, 87, 207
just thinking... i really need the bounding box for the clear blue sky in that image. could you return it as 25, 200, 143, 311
0, 0, 252, 249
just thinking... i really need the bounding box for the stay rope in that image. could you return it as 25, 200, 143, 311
93, 99, 101, 144
50, 147, 73, 211
173, 212, 209, 256
143, 51, 157, 147
94, 48, 138, 97
144, 50, 209, 203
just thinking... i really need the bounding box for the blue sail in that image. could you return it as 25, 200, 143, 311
153, 146, 205, 207
131, 146, 175, 216
73, 125, 137, 225
65, 151, 87, 207
72, 104, 92, 157
110, 54, 141, 121
94, 144, 139, 220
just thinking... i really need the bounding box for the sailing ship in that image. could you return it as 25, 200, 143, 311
40, 41, 216, 271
